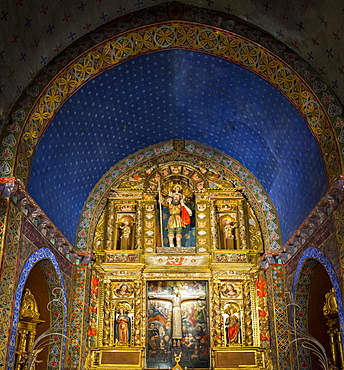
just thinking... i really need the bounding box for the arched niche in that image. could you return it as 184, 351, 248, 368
8, 249, 67, 370
292, 248, 344, 370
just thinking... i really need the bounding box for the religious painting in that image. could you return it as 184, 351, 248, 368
146, 280, 210, 369
221, 282, 241, 299
113, 282, 134, 298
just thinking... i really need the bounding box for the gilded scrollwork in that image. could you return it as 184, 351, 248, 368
323, 287, 338, 316
106, 202, 116, 251
136, 202, 142, 250
238, 200, 248, 250
248, 206, 263, 252
210, 201, 218, 250
133, 279, 143, 346
102, 280, 111, 346
211, 279, 223, 347
93, 212, 105, 252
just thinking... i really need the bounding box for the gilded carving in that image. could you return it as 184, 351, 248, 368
113, 283, 134, 298
211, 280, 223, 347
20, 289, 40, 320
248, 205, 264, 252
323, 288, 344, 368
243, 281, 253, 346
324, 288, 338, 316
102, 280, 111, 346
133, 279, 143, 346
87, 159, 271, 369
238, 200, 248, 250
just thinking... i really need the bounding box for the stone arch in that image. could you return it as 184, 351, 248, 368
7, 248, 67, 370
0, 4, 342, 186
77, 140, 281, 252
291, 247, 344, 369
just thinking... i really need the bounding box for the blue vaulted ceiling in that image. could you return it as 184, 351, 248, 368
28, 49, 328, 245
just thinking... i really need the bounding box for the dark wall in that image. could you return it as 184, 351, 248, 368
308, 262, 332, 369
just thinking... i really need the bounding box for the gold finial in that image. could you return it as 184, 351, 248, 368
20, 288, 40, 320
172, 352, 183, 370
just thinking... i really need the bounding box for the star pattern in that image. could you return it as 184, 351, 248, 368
0, 0, 343, 114
28, 50, 327, 244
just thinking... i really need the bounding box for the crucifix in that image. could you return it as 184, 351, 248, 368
148, 286, 205, 339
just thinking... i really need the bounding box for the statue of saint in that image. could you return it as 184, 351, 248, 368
225, 307, 240, 345
162, 184, 192, 248
118, 217, 133, 250
116, 307, 131, 344
221, 217, 237, 249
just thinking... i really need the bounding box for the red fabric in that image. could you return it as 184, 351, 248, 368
227, 324, 239, 340
148, 314, 168, 325
181, 206, 191, 225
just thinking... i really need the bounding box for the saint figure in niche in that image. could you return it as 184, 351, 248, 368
117, 216, 134, 250
115, 305, 131, 344
161, 184, 192, 248
225, 304, 240, 345
220, 216, 237, 249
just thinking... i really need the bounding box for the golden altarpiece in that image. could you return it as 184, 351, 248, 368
86, 160, 272, 370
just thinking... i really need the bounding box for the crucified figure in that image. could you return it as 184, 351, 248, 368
148, 286, 205, 340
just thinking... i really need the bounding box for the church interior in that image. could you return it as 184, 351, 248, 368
0, 0, 344, 369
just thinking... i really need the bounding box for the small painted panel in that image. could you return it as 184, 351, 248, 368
214, 253, 247, 263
